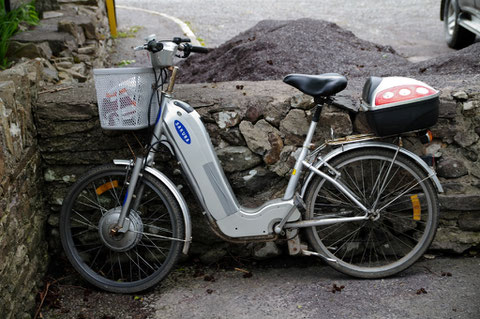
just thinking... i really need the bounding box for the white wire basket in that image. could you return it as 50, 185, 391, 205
93, 68, 160, 130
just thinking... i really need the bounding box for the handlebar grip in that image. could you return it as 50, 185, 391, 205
190, 46, 209, 54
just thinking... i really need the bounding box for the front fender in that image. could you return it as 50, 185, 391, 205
300, 141, 444, 198
113, 159, 192, 255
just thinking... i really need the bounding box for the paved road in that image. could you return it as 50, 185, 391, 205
148, 257, 480, 319
115, 0, 455, 62
111, 7, 184, 67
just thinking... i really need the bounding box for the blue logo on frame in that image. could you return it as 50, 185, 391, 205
174, 120, 191, 144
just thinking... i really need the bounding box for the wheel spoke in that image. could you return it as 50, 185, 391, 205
377, 175, 432, 213
71, 217, 99, 230
107, 177, 122, 207
143, 234, 168, 258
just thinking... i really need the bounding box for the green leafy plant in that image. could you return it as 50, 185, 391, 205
0, 1, 39, 69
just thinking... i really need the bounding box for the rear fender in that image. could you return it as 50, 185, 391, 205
300, 141, 444, 199
113, 159, 192, 255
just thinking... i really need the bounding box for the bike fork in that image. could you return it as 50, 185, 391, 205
113, 156, 145, 233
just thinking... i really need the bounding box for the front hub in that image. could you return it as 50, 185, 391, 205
98, 207, 143, 252
369, 210, 381, 221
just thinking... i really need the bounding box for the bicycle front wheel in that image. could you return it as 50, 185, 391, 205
304, 148, 439, 278
60, 164, 185, 293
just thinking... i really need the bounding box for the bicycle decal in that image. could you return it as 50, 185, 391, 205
174, 120, 191, 144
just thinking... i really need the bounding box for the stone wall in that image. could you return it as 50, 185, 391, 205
35, 80, 480, 263
0, 0, 109, 317
428, 87, 480, 253
0, 60, 49, 319
9, 0, 111, 85
35, 0, 60, 15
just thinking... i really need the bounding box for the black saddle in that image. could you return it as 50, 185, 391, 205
283, 73, 347, 98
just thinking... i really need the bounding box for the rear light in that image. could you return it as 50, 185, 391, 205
375, 85, 437, 106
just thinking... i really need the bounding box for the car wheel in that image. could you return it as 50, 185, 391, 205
444, 0, 476, 49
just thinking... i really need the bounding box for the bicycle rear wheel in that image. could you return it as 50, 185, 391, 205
60, 164, 185, 293
304, 148, 438, 278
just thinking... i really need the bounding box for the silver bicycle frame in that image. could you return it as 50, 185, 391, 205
115, 70, 442, 242
115, 88, 377, 239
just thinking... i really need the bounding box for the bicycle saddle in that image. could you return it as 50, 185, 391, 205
283, 73, 347, 98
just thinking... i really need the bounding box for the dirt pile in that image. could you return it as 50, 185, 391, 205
178, 18, 480, 84
409, 42, 480, 75
177, 18, 409, 83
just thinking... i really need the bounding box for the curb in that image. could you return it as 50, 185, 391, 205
116, 5, 201, 46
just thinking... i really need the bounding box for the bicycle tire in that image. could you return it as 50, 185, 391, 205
304, 148, 439, 278
60, 164, 185, 293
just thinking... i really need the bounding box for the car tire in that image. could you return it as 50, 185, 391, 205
444, 0, 476, 49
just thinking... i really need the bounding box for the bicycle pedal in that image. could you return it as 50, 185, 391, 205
301, 250, 337, 263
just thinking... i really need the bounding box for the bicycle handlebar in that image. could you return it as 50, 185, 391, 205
134, 37, 209, 56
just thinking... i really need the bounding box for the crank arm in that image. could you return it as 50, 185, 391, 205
274, 194, 305, 234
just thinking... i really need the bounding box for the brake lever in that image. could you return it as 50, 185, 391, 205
173, 37, 191, 44
134, 45, 146, 51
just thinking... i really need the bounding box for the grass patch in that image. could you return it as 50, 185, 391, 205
116, 25, 143, 38
0, 1, 39, 69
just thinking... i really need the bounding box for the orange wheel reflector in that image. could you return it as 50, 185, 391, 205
411, 194, 421, 221
95, 180, 119, 195
426, 130, 433, 142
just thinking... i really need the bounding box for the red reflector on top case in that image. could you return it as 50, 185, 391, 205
375, 85, 436, 106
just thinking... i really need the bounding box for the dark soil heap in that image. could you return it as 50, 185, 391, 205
410, 42, 480, 75
177, 18, 410, 83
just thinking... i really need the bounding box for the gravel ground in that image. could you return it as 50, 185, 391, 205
39, 256, 480, 319
148, 256, 480, 319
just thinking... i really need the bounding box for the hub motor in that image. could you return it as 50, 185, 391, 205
98, 207, 143, 252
